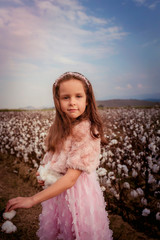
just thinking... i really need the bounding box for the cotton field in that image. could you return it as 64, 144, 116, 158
0, 108, 160, 236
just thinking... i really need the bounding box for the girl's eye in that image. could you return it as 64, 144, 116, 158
63, 96, 69, 99
77, 95, 82, 98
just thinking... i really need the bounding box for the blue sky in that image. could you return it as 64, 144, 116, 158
0, 0, 160, 108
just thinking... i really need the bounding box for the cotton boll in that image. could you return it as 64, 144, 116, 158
141, 197, 147, 206
32, 160, 38, 169
148, 174, 156, 184
44, 172, 62, 188
105, 178, 111, 187
130, 190, 138, 198
37, 163, 62, 188
157, 202, 160, 209
126, 144, 132, 149
127, 160, 132, 166
132, 169, 138, 178
117, 167, 121, 175
102, 151, 107, 158
108, 158, 113, 163
110, 139, 118, 145
154, 191, 160, 197
142, 208, 150, 217
110, 175, 116, 180
123, 182, 130, 189
135, 163, 141, 171
109, 188, 119, 200
1, 220, 17, 233
157, 130, 160, 135
108, 171, 114, 178
141, 136, 146, 143
101, 186, 106, 192
97, 167, 107, 177
136, 188, 144, 196
106, 162, 112, 168
152, 164, 159, 173
111, 162, 116, 169
133, 131, 137, 137
147, 158, 153, 169
156, 212, 160, 221
148, 143, 156, 152
122, 165, 128, 175
3, 210, 16, 220
100, 157, 106, 164
107, 150, 114, 157
37, 165, 48, 181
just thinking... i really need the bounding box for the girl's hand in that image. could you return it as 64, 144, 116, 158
36, 172, 44, 186
5, 197, 34, 212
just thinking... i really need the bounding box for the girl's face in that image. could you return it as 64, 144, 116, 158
59, 78, 87, 120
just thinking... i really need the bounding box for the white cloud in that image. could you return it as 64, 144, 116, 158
0, 0, 128, 83
142, 39, 159, 48
148, 1, 160, 9
133, 0, 146, 4
133, 0, 160, 9
2, 0, 158, 107
0, 0, 127, 57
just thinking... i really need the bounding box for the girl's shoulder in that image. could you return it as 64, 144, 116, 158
72, 120, 90, 139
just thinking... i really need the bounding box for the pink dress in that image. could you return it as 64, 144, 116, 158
37, 120, 113, 240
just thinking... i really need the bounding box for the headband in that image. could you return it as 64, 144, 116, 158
54, 72, 90, 87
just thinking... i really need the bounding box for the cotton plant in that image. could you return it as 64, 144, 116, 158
0, 110, 54, 166
1, 107, 160, 231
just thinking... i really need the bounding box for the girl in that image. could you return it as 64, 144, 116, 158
5, 72, 113, 240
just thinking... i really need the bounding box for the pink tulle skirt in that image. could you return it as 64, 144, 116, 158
37, 171, 113, 240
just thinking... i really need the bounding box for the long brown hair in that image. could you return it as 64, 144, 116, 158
45, 72, 106, 152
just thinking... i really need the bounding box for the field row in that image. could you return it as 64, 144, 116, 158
0, 108, 160, 237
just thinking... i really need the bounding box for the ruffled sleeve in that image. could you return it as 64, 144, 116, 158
66, 120, 101, 174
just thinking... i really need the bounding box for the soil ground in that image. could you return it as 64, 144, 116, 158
0, 153, 158, 240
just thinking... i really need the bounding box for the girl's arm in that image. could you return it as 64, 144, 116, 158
5, 168, 82, 212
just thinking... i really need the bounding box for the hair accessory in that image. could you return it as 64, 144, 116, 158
54, 72, 90, 87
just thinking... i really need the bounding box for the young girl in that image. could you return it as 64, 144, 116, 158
5, 72, 113, 240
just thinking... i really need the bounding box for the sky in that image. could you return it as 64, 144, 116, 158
0, 0, 160, 109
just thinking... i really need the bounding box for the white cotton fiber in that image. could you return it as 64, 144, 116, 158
3, 210, 16, 220
44, 171, 62, 186
156, 212, 160, 221
97, 167, 107, 177
37, 163, 63, 188
1, 220, 17, 233
142, 208, 150, 217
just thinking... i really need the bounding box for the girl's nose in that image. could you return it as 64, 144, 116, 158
69, 97, 75, 105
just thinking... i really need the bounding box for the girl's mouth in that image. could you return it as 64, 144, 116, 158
68, 109, 78, 112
